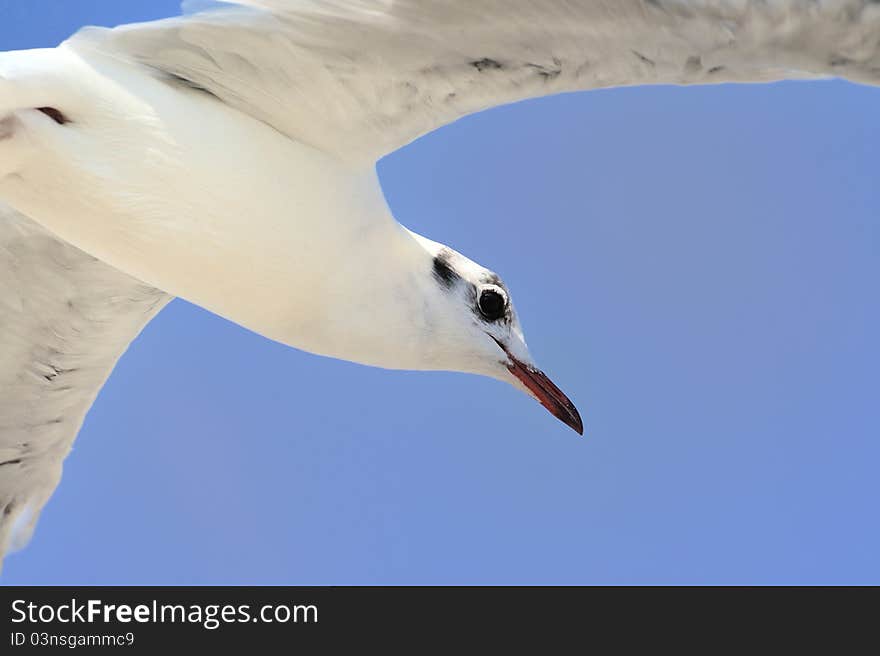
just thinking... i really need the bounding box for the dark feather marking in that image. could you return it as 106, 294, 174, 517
37, 107, 70, 125
432, 250, 459, 288
160, 70, 222, 99
0, 115, 14, 139
471, 58, 503, 72
0, 459, 22, 467
43, 365, 76, 383
527, 59, 563, 82
632, 50, 656, 66
684, 56, 702, 74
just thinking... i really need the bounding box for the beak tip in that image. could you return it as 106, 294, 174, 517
566, 409, 584, 436
497, 342, 584, 437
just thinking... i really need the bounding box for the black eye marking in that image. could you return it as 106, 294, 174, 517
37, 107, 69, 125
478, 288, 507, 322
432, 250, 459, 288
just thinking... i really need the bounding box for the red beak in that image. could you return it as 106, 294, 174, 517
494, 339, 583, 435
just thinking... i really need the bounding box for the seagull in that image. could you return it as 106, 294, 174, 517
0, 0, 877, 564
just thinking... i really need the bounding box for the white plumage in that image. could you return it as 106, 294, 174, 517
0, 0, 877, 566
0, 204, 168, 554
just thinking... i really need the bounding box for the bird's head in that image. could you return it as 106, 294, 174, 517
412, 240, 582, 435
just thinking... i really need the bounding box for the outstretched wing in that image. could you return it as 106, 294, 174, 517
0, 204, 170, 563
68, 0, 880, 164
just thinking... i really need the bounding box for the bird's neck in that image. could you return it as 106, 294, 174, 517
267, 219, 447, 371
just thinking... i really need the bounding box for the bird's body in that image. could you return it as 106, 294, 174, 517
0, 45, 429, 367
0, 40, 534, 375
0, 0, 878, 565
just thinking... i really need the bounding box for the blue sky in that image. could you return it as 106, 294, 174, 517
2, 1, 878, 585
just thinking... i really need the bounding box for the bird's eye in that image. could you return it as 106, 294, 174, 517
478, 288, 507, 321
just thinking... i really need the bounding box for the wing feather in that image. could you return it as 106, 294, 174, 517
0, 204, 170, 562
68, 0, 880, 163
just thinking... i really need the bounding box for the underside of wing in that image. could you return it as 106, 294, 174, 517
0, 204, 170, 565
67, 0, 880, 164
